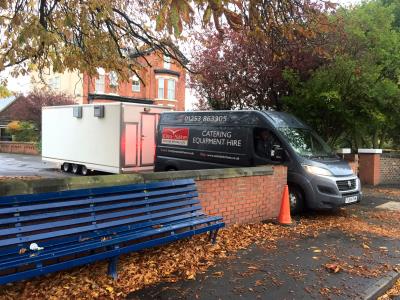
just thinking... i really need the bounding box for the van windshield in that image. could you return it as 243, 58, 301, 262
278, 127, 335, 158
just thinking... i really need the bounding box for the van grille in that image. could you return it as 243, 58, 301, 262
336, 179, 356, 191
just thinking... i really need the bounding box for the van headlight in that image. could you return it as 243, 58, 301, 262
302, 165, 333, 176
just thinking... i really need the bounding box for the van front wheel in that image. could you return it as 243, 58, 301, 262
288, 185, 304, 215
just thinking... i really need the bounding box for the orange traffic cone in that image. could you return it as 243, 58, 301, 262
278, 185, 292, 225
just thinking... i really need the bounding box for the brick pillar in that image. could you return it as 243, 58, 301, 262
337, 149, 359, 175
358, 149, 382, 186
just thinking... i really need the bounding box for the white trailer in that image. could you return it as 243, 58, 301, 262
42, 102, 170, 174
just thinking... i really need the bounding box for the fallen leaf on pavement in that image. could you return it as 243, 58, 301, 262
212, 271, 223, 278
362, 243, 370, 249
325, 263, 341, 273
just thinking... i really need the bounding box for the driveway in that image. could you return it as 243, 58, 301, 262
0, 153, 71, 178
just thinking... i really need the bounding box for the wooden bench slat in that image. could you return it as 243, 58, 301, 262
0, 185, 196, 215
0, 191, 199, 226
0, 203, 203, 247
0, 179, 195, 205
0, 210, 206, 258
0, 199, 200, 237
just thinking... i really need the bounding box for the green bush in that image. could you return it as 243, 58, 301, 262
6, 121, 39, 142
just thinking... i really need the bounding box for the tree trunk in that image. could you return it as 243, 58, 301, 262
372, 130, 379, 149
379, 130, 386, 149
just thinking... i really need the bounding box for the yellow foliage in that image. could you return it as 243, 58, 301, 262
6, 121, 21, 133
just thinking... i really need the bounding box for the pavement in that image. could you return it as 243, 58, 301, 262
129, 192, 400, 300
0, 152, 70, 177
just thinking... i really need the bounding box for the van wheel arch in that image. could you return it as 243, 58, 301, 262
288, 183, 305, 215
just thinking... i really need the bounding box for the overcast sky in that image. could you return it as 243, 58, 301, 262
1, 0, 362, 108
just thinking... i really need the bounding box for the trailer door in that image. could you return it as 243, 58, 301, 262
140, 113, 157, 166
124, 123, 138, 167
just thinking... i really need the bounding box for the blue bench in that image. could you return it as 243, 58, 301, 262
0, 179, 224, 285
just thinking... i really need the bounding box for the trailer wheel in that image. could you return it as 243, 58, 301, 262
62, 163, 71, 172
81, 165, 89, 176
72, 164, 81, 174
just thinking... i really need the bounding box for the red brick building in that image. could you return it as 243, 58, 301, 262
82, 50, 186, 110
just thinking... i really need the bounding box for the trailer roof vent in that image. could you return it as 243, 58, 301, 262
73, 106, 82, 118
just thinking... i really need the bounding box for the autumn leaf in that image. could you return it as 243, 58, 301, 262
324, 263, 341, 273
212, 271, 223, 278
362, 243, 370, 249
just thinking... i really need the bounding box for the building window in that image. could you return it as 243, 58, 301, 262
167, 79, 175, 100
95, 75, 105, 93
164, 55, 171, 69
158, 78, 165, 99
109, 71, 118, 87
132, 76, 140, 92
49, 76, 60, 90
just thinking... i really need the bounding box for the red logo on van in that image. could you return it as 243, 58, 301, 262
161, 127, 189, 146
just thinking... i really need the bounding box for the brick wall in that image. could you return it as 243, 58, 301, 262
195, 166, 287, 225
358, 153, 381, 185
0, 142, 39, 155
380, 153, 400, 184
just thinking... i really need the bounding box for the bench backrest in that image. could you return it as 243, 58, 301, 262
0, 179, 201, 257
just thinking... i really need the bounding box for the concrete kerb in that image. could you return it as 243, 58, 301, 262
0, 166, 274, 197
362, 270, 400, 300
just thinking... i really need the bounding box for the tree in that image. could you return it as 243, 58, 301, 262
0, 0, 335, 82
0, 85, 12, 98
5, 90, 75, 130
283, 1, 400, 149
190, 27, 329, 110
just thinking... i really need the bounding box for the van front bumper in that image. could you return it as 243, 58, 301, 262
302, 174, 362, 210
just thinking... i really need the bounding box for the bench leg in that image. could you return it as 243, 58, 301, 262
108, 256, 119, 280
209, 229, 219, 244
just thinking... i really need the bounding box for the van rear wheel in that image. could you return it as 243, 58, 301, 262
288, 185, 304, 215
